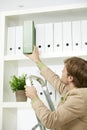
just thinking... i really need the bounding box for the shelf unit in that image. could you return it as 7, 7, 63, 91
0, 3, 87, 130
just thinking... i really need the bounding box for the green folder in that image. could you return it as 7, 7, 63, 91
23, 20, 36, 54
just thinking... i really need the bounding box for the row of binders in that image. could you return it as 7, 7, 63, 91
7, 21, 35, 55
7, 20, 87, 55
36, 20, 87, 54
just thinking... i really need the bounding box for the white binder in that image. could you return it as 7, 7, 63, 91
72, 21, 81, 52
36, 24, 45, 54
62, 21, 72, 53
81, 20, 87, 51
7, 26, 16, 55
44, 23, 53, 53
46, 65, 58, 104
47, 82, 56, 104
54, 65, 63, 103
53, 22, 62, 53
15, 26, 23, 54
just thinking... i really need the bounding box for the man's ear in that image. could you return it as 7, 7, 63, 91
68, 75, 73, 82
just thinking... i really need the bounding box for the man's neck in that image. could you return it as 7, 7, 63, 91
67, 83, 76, 91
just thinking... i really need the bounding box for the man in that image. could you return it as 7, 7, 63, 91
25, 46, 87, 130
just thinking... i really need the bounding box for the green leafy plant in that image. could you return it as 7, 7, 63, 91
9, 74, 27, 92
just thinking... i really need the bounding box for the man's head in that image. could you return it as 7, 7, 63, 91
63, 57, 87, 88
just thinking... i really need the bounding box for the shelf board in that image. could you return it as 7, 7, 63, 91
2, 102, 32, 108
4, 54, 27, 61
4, 51, 87, 61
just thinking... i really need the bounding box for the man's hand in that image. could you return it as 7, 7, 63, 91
25, 46, 41, 64
25, 85, 38, 100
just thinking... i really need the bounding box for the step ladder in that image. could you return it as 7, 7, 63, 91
26, 75, 55, 130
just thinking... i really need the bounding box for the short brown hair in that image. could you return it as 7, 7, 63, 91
64, 57, 87, 88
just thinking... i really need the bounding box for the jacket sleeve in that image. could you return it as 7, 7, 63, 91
32, 90, 85, 129
40, 65, 67, 94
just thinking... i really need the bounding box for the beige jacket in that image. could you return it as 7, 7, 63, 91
32, 65, 87, 130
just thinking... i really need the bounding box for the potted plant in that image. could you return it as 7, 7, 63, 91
9, 74, 27, 102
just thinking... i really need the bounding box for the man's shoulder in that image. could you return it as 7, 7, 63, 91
69, 88, 87, 94
68, 88, 87, 103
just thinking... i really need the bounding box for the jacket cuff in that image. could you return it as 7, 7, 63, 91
37, 61, 45, 70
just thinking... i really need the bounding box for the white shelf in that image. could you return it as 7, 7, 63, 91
0, 3, 87, 130
2, 102, 32, 108
4, 54, 28, 61
3, 50, 87, 60
3, 51, 87, 65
